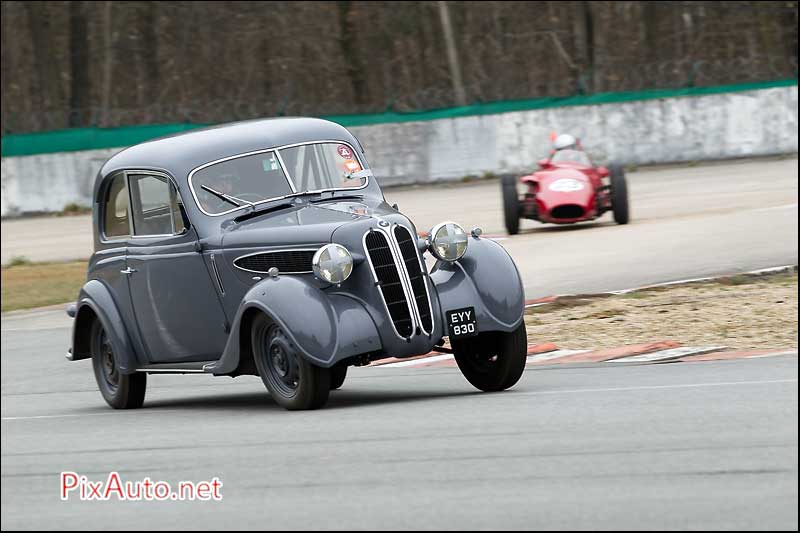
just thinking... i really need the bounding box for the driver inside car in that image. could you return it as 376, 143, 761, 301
548, 133, 591, 166
203, 172, 243, 212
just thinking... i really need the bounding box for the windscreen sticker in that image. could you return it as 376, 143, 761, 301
337, 145, 354, 159
262, 155, 279, 172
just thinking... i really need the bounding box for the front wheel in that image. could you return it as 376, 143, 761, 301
251, 314, 331, 410
501, 175, 521, 235
609, 163, 630, 224
451, 323, 528, 392
90, 320, 146, 409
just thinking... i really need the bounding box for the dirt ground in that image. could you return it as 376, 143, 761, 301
524, 271, 798, 350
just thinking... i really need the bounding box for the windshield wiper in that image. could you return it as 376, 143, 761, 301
201, 185, 255, 209
310, 193, 365, 204
233, 202, 297, 223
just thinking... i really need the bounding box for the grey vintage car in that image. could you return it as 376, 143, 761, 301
66, 118, 527, 410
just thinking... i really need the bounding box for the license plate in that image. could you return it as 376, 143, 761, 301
446, 307, 478, 339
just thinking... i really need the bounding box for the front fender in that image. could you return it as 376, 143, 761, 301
71, 280, 139, 374
430, 237, 524, 332
210, 275, 381, 373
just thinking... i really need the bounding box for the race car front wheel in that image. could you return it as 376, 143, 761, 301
451, 323, 528, 392
501, 175, 521, 235
609, 163, 630, 224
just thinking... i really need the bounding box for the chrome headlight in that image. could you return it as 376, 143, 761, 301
312, 244, 353, 284
428, 221, 468, 262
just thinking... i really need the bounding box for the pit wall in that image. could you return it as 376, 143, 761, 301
1, 83, 796, 216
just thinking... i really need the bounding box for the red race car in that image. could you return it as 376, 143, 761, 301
501, 135, 629, 234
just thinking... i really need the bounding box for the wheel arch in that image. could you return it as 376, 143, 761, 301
208, 276, 381, 376
431, 237, 525, 333
71, 305, 99, 361
230, 306, 264, 377
70, 280, 140, 374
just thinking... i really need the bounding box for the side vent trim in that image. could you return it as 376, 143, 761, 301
210, 253, 225, 295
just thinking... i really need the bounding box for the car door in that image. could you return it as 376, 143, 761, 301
124, 171, 228, 363
94, 172, 139, 338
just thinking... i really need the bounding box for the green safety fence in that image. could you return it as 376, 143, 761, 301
2, 78, 796, 158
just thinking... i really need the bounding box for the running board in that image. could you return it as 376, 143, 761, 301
136, 361, 217, 374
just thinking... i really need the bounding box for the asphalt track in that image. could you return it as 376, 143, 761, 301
2, 157, 798, 298
390, 157, 799, 297
1, 157, 798, 529
1, 309, 797, 529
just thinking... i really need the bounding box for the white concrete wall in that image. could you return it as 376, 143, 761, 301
2, 85, 796, 216
1, 148, 119, 217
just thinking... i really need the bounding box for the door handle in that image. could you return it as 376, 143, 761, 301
120, 267, 138, 275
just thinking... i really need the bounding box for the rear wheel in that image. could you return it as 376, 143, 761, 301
90, 320, 146, 409
451, 323, 528, 392
251, 314, 331, 410
609, 163, 630, 224
330, 363, 348, 390
501, 175, 521, 235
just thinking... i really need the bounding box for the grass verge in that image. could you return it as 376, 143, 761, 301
1, 260, 87, 313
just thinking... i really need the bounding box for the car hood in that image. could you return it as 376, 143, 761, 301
534, 167, 594, 209
220, 199, 408, 249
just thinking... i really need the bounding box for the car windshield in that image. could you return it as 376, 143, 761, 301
190, 142, 367, 216
551, 149, 591, 166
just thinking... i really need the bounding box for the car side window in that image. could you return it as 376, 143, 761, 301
129, 174, 186, 236
103, 174, 130, 239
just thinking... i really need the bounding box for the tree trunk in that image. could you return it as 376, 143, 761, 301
101, 1, 113, 127
582, 1, 597, 93
24, 1, 63, 114
337, 1, 366, 106
68, 1, 89, 127
438, 1, 467, 106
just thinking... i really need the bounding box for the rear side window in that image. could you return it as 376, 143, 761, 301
129, 174, 186, 236
103, 174, 130, 239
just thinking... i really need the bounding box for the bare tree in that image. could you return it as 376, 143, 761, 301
1, 1, 797, 133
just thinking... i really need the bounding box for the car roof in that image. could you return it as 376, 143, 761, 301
97, 117, 364, 186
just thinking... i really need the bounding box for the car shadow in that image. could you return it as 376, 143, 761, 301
519, 220, 618, 234
140, 388, 478, 412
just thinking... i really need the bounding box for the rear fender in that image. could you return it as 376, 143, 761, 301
70, 280, 139, 374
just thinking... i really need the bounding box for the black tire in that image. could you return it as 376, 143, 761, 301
501, 175, 521, 235
609, 163, 630, 224
451, 323, 528, 392
90, 320, 146, 409
330, 363, 348, 390
251, 314, 331, 410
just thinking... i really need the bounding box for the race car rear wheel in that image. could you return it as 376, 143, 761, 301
451, 323, 528, 392
251, 313, 331, 410
609, 163, 630, 224
501, 175, 521, 235
90, 319, 146, 409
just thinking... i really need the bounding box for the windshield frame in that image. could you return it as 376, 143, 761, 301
187, 139, 368, 217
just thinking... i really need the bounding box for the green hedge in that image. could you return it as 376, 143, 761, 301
2, 78, 796, 157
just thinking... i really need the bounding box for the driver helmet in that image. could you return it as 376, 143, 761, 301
553, 133, 578, 151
